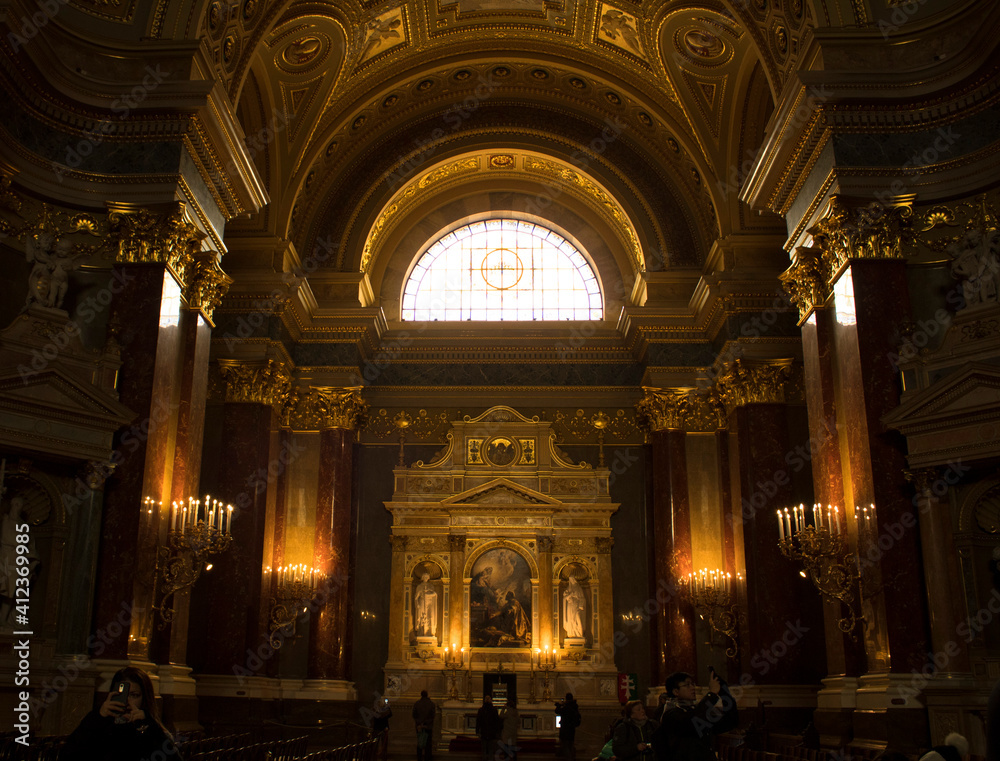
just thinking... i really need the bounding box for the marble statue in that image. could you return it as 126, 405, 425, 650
414, 572, 438, 637
949, 227, 1000, 310
562, 575, 585, 639
25, 233, 87, 310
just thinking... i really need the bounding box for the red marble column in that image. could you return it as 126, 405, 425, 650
94, 264, 184, 661
734, 403, 825, 685
308, 426, 356, 680
833, 260, 929, 672
194, 401, 275, 674
801, 308, 866, 678
150, 309, 213, 667
650, 429, 696, 683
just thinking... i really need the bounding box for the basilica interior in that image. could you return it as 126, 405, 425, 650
1, 0, 1000, 755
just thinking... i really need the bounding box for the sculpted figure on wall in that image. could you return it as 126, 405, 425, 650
414, 572, 438, 638
949, 227, 1000, 309
562, 574, 585, 638
25, 233, 87, 310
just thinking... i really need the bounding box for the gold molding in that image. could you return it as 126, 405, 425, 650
281, 386, 368, 431
218, 359, 292, 408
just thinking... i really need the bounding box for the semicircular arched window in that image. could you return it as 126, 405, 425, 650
401, 219, 603, 322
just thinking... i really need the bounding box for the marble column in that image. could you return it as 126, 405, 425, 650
93, 204, 209, 663
537, 536, 554, 650
192, 359, 289, 676
908, 469, 970, 674
716, 361, 826, 686
304, 387, 365, 683
449, 534, 467, 649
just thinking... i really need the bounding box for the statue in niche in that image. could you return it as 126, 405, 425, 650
414, 572, 438, 638
25, 233, 87, 310
949, 227, 1000, 310
562, 574, 585, 639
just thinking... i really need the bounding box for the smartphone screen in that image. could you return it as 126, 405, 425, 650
112, 681, 130, 705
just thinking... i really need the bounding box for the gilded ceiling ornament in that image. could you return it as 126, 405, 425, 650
243, 0, 258, 20
714, 360, 796, 414
185, 251, 232, 325
523, 156, 643, 273
531, 69, 550, 80
605, 91, 622, 105
223, 35, 237, 64
569, 78, 587, 89
684, 28, 724, 59
454, 70, 473, 81
282, 36, 323, 66
597, 5, 646, 60
282, 386, 367, 430
809, 196, 916, 282
218, 359, 292, 408
775, 26, 788, 55
779, 246, 830, 323
382, 95, 399, 108
106, 203, 205, 290
360, 9, 406, 64
361, 157, 480, 273
489, 154, 515, 169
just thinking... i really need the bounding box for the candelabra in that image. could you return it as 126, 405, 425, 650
443, 644, 465, 700
265, 564, 326, 648
536, 647, 556, 702
777, 503, 869, 636
154, 496, 234, 627
680, 569, 742, 658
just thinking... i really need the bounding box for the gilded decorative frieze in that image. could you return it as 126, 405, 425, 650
552, 408, 638, 443
714, 359, 799, 414
360, 157, 480, 273
809, 196, 915, 282
363, 408, 451, 441
635, 387, 726, 432
106, 204, 206, 290
218, 359, 292, 408
282, 386, 367, 430
524, 156, 644, 272
185, 251, 232, 325
779, 246, 829, 324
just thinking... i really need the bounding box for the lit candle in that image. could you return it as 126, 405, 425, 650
834, 506, 841, 535
226, 505, 233, 534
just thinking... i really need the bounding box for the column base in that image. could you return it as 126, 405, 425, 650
157, 664, 201, 733
852, 672, 931, 753
298, 679, 358, 701
814, 676, 858, 748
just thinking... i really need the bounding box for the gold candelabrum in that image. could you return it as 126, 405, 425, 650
680, 569, 743, 658
534, 647, 556, 702
154, 495, 234, 627
265, 564, 327, 648
443, 644, 466, 700
777, 503, 874, 637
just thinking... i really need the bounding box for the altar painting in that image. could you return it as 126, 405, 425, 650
470, 548, 532, 647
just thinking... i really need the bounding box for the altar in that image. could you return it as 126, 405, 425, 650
383, 406, 621, 745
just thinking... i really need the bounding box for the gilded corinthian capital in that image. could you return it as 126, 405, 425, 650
218, 359, 292, 408
779, 246, 829, 324
106, 202, 206, 289
809, 195, 916, 280
635, 387, 726, 433
282, 386, 368, 431
187, 251, 232, 325
715, 359, 798, 414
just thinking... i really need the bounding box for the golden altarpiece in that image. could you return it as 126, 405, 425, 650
383, 406, 620, 744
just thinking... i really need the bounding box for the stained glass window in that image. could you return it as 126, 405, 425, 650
401, 219, 603, 321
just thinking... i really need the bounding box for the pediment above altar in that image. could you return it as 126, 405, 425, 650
445, 478, 560, 507
883, 362, 1000, 467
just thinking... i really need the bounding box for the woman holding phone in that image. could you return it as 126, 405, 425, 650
63, 666, 180, 760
